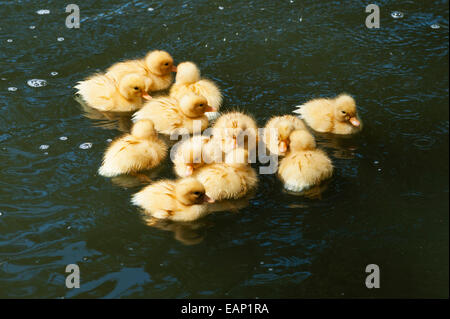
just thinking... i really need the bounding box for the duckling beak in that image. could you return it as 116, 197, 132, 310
203, 194, 215, 203
349, 117, 360, 127
141, 92, 152, 101
205, 105, 216, 112
171, 65, 178, 72
185, 165, 194, 176
279, 141, 288, 153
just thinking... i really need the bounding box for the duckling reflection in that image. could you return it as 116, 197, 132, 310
75, 95, 134, 132
284, 179, 331, 200
109, 166, 163, 188
314, 132, 360, 160
141, 195, 252, 245
143, 218, 213, 246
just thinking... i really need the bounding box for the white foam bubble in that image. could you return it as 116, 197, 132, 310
7, 87, 17, 92
391, 11, 404, 19
57, 37, 64, 42
147, 7, 154, 11
27, 79, 47, 87
36, 9, 50, 15
29, 25, 36, 30
218, 6, 224, 10
59, 136, 68, 141
430, 23, 440, 29
39, 144, 50, 150
50, 71, 58, 76
106, 138, 113, 143
79, 142, 92, 149
7, 39, 13, 43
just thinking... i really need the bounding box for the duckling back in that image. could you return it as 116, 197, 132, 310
278, 149, 333, 192
133, 97, 208, 135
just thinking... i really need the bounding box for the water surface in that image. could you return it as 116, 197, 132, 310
0, 0, 448, 298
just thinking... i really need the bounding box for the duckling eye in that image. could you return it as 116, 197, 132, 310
164, 62, 169, 66
193, 191, 201, 196
341, 110, 346, 114
134, 86, 139, 91
199, 103, 204, 107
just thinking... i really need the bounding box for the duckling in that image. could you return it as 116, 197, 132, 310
106, 50, 176, 92
132, 92, 215, 135
192, 148, 258, 201
172, 136, 223, 177
293, 93, 362, 134
98, 119, 167, 177
278, 130, 333, 192
263, 115, 307, 156
75, 73, 152, 112
169, 61, 222, 120
131, 178, 215, 222
212, 111, 258, 152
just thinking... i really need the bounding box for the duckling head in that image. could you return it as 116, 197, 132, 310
289, 130, 316, 152
277, 120, 296, 154
144, 50, 177, 76
215, 112, 256, 151
179, 93, 216, 118
175, 178, 214, 205
177, 137, 205, 176
131, 119, 157, 139
225, 148, 249, 166
175, 61, 201, 84
334, 94, 361, 128
119, 73, 152, 101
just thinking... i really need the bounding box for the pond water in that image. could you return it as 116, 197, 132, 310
0, 0, 448, 298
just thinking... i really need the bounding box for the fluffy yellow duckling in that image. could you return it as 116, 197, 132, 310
192, 148, 258, 201
106, 50, 176, 92
132, 92, 216, 135
212, 111, 258, 152
278, 130, 333, 192
169, 61, 222, 120
131, 178, 215, 222
98, 120, 167, 177
172, 136, 223, 177
75, 73, 152, 112
263, 115, 307, 156
293, 94, 362, 134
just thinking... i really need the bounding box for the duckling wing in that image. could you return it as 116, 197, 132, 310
75, 74, 117, 111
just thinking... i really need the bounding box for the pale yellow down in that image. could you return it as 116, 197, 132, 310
169, 61, 222, 118
263, 115, 308, 156
131, 178, 214, 222
106, 50, 175, 92
278, 130, 333, 192
132, 92, 211, 135
75, 73, 151, 112
172, 136, 224, 178
174, 140, 258, 201
192, 148, 258, 201
293, 93, 362, 134
98, 120, 167, 177
212, 111, 259, 152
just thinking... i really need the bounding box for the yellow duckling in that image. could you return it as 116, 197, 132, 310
172, 136, 223, 177
98, 119, 167, 177
212, 111, 258, 152
132, 92, 215, 135
192, 148, 258, 201
169, 61, 222, 120
293, 93, 362, 134
263, 115, 307, 156
278, 130, 333, 192
75, 73, 152, 112
131, 178, 215, 222
106, 50, 176, 92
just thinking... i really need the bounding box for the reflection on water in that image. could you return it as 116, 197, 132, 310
142, 196, 253, 246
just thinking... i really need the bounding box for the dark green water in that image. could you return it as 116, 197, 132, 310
0, 0, 448, 298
